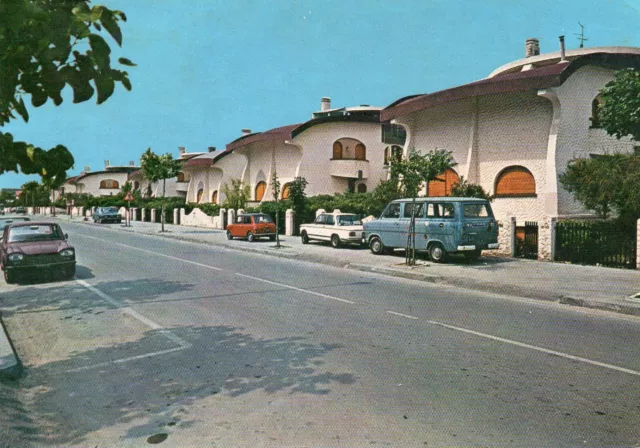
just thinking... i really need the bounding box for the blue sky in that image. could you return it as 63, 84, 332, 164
3, 0, 640, 188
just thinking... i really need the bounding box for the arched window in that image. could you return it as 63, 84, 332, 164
133, 181, 140, 190
177, 172, 186, 182
494, 166, 536, 197
211, 190, 218, 204
99, 179, 119, 189
255, 181, 266, 201
332, 141, 343, 160
355, 143, 366, 161
591, 95, 603, 128
281, 183, 290, 200
427, 169, 459, 197
357, 183, 367, 193
196, 189, 204, 203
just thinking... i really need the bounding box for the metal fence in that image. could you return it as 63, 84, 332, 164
555, 220, 637, 269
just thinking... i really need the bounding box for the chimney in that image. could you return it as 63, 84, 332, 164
178, 146, 186, 156
83, 166, 91, 173
321, 97, 331, 112
129, 161, 135, 166
525, 38, 540, 58
208, 146, 216, 153
241, 129, 252, 136
104, 160, 110, 168
559, 35, 567, 62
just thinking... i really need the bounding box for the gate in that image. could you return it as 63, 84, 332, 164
515, 221, 538, 259
555, 221, 636, 269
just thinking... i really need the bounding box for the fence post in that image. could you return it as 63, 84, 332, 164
228, 209, 236, 226
537, 217, 555, 262
636, 219, 640, 270
285, 209, 295, 236
151, 208, 157, 223
497, 216, 515, 257
141, 208, 146, 222
510, 217, 517, 257
173, 208, 179, 225
219, 208, 226, 230
180, 208, 186, 224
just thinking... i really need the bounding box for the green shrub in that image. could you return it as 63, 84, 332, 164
186, 203, 220, 217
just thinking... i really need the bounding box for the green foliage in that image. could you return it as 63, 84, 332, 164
140, 148, 182, 230
598, 69, 640, 141
0, 189, 17, 206
287, 176, 308, 234
20, 181, 50, 206
187, 203, 220, 217
559, 153, 640, 225
449, 176, 493, 201
221, 178, 250, 210
391, 149, 455, 198
0, 0, 133, 182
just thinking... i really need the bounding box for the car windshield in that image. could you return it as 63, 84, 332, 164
8, 225, 64, 243
0, 218, 29, 231
102, 207, 118, 213
255, 215, 273, 223
337, 215, 362, 225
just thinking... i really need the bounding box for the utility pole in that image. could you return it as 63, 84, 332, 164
575, 22, 588, 48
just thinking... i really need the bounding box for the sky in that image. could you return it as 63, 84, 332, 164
3, 0, 640, 188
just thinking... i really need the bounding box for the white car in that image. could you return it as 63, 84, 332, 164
300, 212, 364, 248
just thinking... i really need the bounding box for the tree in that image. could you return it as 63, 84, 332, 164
597, 68, 640, 141
391, 149, 455, 265
271, 162, 281, 248
449, 176, 493, 201
287, 177, 308, 235
559, 153, 640, 225
0, 0, 133, 184
221, 179, 251, 210
140, 149, 182, 232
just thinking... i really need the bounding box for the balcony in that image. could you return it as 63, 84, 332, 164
329, 158, 369, 179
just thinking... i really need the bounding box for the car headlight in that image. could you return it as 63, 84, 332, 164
60, 249, 75, 257
8, 254, 24, 262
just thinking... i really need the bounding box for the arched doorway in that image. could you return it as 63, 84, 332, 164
281, 183, 290, 200
255, 181, 266, 201
196, 189, 204, 203
211, 190, 218, 204
357, 183, 367, 193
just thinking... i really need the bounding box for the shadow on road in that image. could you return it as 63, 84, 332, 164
6, 324, 356, 446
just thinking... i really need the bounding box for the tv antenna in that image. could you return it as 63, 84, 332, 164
575, 22, 588, 48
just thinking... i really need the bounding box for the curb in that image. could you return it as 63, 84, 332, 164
0, 311, 22, 380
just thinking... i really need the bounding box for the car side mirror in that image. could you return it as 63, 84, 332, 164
64, 233, 69, 240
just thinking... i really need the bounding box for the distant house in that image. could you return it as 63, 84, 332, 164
182, 98, 405, 206
63, 161, 140, 197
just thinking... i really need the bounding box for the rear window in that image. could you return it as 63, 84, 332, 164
8, 225, 64, 242
463, 203, 493, 218
337, 215, 362, 225
255, 214, 273, 223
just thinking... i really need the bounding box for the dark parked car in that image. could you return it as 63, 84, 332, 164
0, 222, 76, 283
226, 213, 276, 242
93, 207, 122, 224
15, 206, 25, 214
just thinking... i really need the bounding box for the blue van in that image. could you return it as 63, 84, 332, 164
363, 197, 499, 262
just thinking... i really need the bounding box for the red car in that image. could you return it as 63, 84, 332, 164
0, 222, 76, 283
226, 213, 277, 242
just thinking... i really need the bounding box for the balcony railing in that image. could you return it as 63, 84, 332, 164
329, 158, 369, 179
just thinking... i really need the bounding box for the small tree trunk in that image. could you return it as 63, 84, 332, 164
161, 178, 166, 232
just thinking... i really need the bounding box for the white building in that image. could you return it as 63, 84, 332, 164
381, 40, 640, 223
183, 98, 406, 205
63, 161, 140, 197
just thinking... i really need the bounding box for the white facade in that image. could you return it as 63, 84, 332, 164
64, 168, 137, 197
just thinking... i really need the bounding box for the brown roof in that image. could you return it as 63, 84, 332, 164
381, 53, 640, 121
225, 124, 301, 152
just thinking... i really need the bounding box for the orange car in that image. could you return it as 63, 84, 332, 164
226, 213, 277, 242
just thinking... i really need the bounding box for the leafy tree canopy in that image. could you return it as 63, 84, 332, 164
390, 149, 455, 198
449, 176, 493, 201
559, 153, 640, 224
597, 68, 640, 141
140, 149, 181, 183
1, 0, 133, 183
221, 178, 250, 210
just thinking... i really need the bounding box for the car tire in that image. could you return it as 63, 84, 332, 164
301, 231, 309, 245
247, 231, 255, 242
269, 235, 276, 241
226, 230, 234, 240
369, 236, 386, 255
331, 234, 341, 249
429, 243, 447, 263
4, 269, 15, 284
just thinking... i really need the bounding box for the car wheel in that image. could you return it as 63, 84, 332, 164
226, 230, 234, 240
269, 235, 276, 241
331, 234, 341, 249
369, 236, 385, 255
463, 249, 482, 262
4, 269, 15, 284
429, 243, 447, 263
247, 231, 255, 242
301, 231, 309, 245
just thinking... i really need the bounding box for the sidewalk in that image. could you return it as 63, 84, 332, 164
61, 217, 640, 317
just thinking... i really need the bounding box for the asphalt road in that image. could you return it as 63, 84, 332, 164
1, 220, 639, 447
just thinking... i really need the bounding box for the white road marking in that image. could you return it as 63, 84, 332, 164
64, 347, 186, 373
426, 319, 640, 377
77, 279, 188, 348
74, 233, 223, 271
386, 311, 419, 320
236, 273, 355, 304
